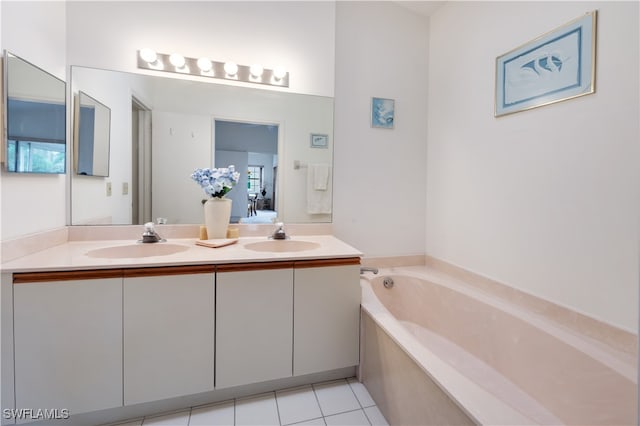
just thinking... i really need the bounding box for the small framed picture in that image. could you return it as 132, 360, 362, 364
310, 133, 329, 148
371, 97, 395, 129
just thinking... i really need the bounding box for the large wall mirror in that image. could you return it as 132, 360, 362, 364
70, 66, 334, 226
3, 51, 66, 174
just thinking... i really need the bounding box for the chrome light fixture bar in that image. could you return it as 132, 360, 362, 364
137, 49, 289, 88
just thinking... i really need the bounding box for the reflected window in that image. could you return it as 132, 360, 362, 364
247, 165, 263, 194
7, 140, 65, 173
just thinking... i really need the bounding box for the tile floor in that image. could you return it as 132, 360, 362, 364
112, 377, 388, 426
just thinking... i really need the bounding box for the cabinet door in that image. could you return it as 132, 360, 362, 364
13, 276, 123, 416
294, 263, 361, 376
216, 266, 293, 388
124, 271, 215, 405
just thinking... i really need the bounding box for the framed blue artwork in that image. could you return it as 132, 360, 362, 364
495, 11, 596, 117
371, 97, 395, 129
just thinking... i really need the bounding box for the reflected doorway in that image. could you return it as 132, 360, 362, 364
214, 119, 278, 224
132, 97, 152, 225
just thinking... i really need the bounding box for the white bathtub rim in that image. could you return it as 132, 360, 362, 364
361, 279, 537, 426
374, 266, 637, 382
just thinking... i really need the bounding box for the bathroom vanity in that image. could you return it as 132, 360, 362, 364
1, 234, 361, 425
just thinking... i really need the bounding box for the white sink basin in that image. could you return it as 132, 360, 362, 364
244, 240, 320, 253
85, 243, 190, 259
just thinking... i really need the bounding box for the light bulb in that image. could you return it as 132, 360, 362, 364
197, 57, 212, 72
273, 66, 287, 80
224, 62, 238, 76
249, 64, 264, 78
169, 53, 186, 68
139, 48, 157, 63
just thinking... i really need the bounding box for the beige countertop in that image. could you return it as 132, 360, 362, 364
2, 235, 363, 273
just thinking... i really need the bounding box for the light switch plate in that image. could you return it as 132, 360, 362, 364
106, 182, 112, 197
122, 182, 129, 195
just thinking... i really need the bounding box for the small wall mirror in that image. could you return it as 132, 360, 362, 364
74, 91, 111, 177
3, 51, 66, 174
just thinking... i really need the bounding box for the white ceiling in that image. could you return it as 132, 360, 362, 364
394, 1, 446, 18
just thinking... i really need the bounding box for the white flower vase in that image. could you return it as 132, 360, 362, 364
203, 197, 232, 239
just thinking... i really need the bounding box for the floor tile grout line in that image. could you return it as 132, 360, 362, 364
310, 382, 327, 418
311, 377, 350, 417
360, 406, 374, 426
323, 407, 372, 424
313, 377, 366, 420
272, 390, 283, 426
347, 378, 365, 410
282, 416, 324, 426
323, 407, 370, 419
276, 384, 325, 426
348, 377, 376, 411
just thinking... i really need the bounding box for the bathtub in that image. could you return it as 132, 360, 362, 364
359, 266, 637, 425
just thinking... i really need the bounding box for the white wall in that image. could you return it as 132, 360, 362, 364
427, 1, 639, 332
65, 1, 335, 97
152, 111, 213, 224
0, 1, 66, 240
215, 122, 278, 154
333, 2, 429, 257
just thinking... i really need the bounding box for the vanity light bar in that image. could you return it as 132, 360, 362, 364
137, 50, 289, 88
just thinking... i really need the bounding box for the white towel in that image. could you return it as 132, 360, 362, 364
312, 164, 330, 190
307, 164, 332, 214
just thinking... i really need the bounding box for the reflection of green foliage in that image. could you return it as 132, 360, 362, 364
7, 142, 16, 172
31, 148, 65, 173
7, 140, 65, 173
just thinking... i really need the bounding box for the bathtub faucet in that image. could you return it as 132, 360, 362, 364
360, 266, 379, 274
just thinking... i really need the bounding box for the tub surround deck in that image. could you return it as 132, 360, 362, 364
422, 256, 638, 358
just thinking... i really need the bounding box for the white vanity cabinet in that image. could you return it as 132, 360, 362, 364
4, 246, 362, 424
293, 259, 361, 376
12, 270, 123, 417
123, 266, 215, 405
215, 263, 294, 388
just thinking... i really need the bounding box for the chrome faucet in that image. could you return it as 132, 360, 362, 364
360, 266, 379, 274
140, 222, 164, 243
271, 222, 287, 240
